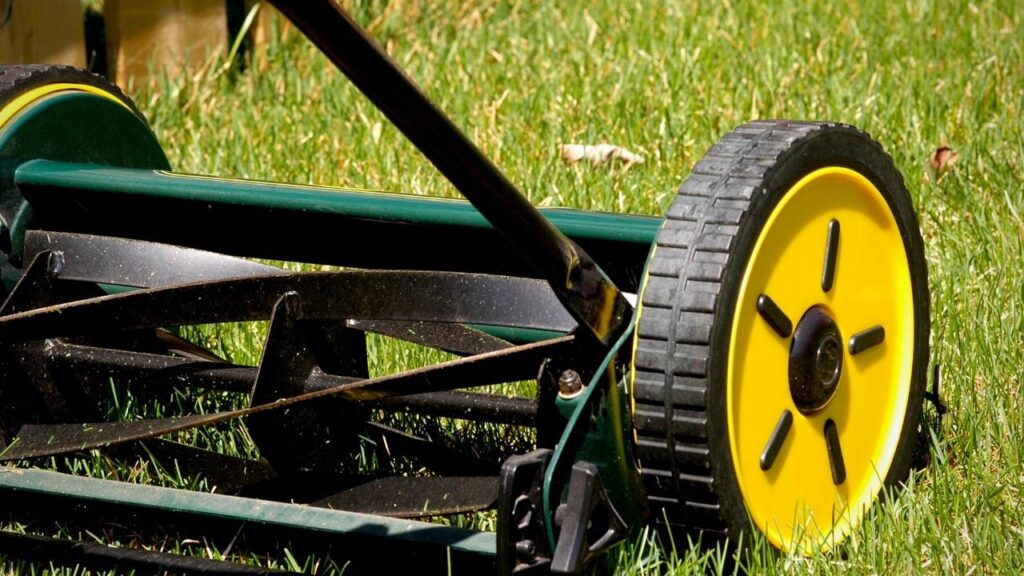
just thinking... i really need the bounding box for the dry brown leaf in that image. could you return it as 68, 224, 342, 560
930, 146, 959, 173
560, 143, 644, 168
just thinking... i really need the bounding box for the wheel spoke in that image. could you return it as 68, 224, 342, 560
759, 410, 793, 471
848, 325, 885, 355
756, 294, 792, 338
824, 419, 846, 485
821, 219, 840, 292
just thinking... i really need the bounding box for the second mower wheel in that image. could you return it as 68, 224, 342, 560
632, 120, 929, 553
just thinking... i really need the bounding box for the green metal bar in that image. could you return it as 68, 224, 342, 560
15, 160, 660, 246
0, 468, 496, 556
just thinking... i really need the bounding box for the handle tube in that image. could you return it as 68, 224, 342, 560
267, 0, 631, 350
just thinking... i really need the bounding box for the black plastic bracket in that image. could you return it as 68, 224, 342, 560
497, 449, 553, 575
550, 461, 628, 574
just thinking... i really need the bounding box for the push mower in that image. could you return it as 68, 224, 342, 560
0, 2, 930, 573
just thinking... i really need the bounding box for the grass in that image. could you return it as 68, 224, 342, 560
5, 0, 1024, 573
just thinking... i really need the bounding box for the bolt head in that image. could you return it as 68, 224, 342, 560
815, 334, 842, 388
558, 369, 583, 397
515, 539, 537, 558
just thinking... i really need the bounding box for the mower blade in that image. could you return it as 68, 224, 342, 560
23, 230, 285, 288
312, 475, 499, 518
0, 336, 572, 460
348, 318, 511, 355
150, 328, 231, 362
374, 390, 536, 426
23, 231, 514, 357
46, 341, 536, 423
0, 271, 575, 342
46, 341, 263, 393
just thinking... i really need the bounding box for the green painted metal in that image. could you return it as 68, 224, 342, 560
0, 95, 168, 171
540, 315, 647, 551
470, 324, 567, 344
537, 241, 658, 551
0, 92, 168, 292
14, 160, 661, 246
0, 467, 496, 555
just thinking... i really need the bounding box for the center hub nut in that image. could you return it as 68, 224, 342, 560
789, 306, 843, 414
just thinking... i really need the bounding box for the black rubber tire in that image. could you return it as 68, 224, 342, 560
633, 120, 929, 548
0, 65, 146, 122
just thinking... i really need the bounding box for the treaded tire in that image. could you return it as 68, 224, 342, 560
633, 120, 929, 550
0, 65, 146, 121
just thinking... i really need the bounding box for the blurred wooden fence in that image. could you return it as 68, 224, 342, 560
0, 0, 86, 68
0, 0, 281, 88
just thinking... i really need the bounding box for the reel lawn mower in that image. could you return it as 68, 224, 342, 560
0, 1, 930, 574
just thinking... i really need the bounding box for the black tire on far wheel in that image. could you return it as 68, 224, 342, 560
0, 64, 146, 121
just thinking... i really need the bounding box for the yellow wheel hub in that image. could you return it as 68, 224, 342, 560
727, 167, 915, 553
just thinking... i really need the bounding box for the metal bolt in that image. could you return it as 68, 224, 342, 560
815, 334, 842, 389
558, 369, 583, 398
515, 539, 537, 559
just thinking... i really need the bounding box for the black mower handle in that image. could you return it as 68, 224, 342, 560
268, 0, 632, 351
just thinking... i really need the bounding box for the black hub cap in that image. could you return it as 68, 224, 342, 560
789, 306, 843, 414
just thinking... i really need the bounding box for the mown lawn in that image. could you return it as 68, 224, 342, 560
6, 0, 1023, 573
